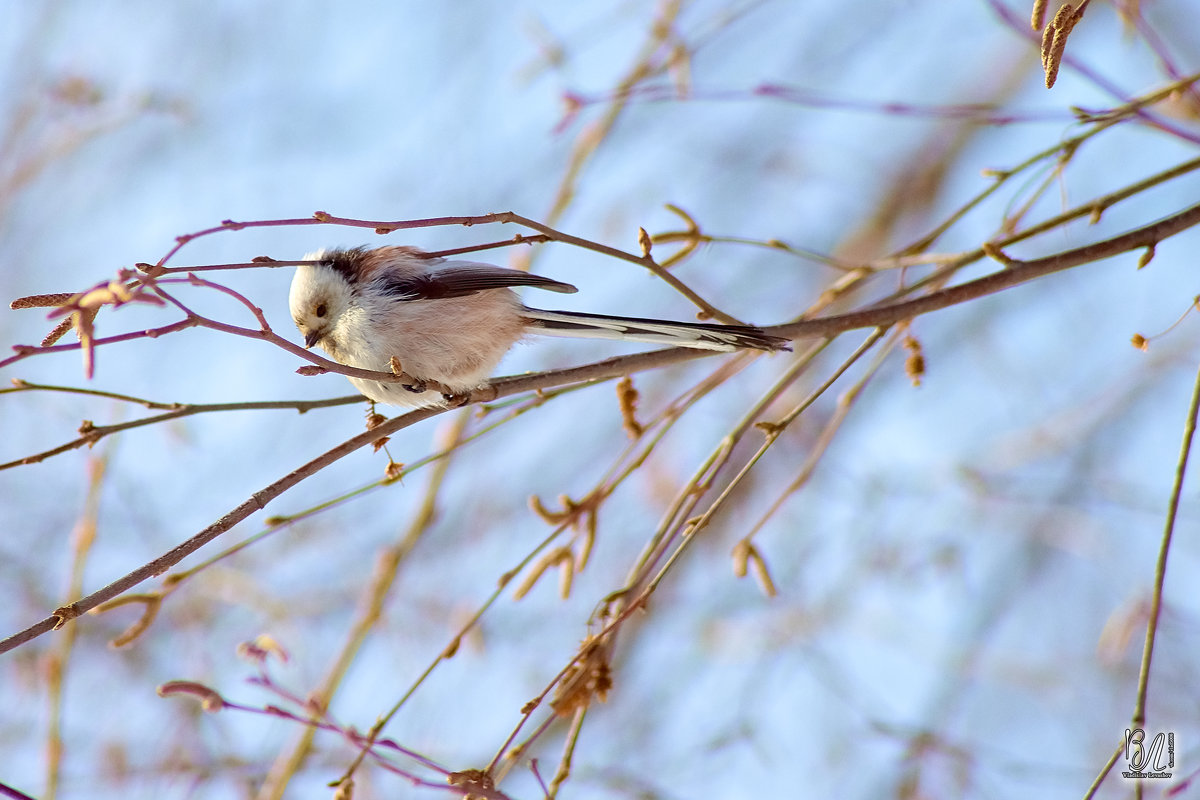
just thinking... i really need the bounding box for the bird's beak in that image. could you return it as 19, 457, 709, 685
304, 330, 321, 349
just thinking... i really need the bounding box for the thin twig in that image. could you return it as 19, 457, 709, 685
0, 390, 363, 471
45, 453, 109, 800
773, 200, 1200, 341
0, 404, 442, 654
1081, 739, 1127, 800
1131, 359, 1200, 726
986, 0, 1200, 145
258, 415, 469, 800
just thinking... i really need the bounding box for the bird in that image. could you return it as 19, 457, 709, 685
288, 245, 789, 407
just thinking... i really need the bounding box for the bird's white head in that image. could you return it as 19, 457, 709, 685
288, 250, 356, 351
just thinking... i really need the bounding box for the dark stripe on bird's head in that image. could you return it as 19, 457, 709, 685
320, 247, 370, 285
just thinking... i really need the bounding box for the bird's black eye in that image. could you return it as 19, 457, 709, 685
315, 303, 327, 317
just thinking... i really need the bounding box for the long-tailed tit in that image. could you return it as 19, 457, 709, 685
288, 245, 788, 407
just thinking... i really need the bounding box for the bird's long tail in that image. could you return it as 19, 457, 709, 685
523, 308, 789, 352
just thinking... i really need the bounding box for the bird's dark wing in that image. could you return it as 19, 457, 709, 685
377, 263, 578, 300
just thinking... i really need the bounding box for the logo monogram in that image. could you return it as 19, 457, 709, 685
1122, 728, 1175, 780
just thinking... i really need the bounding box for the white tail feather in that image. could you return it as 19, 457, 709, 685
523, 308, 787, 352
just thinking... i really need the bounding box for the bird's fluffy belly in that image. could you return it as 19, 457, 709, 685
330, 294, 526, 407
